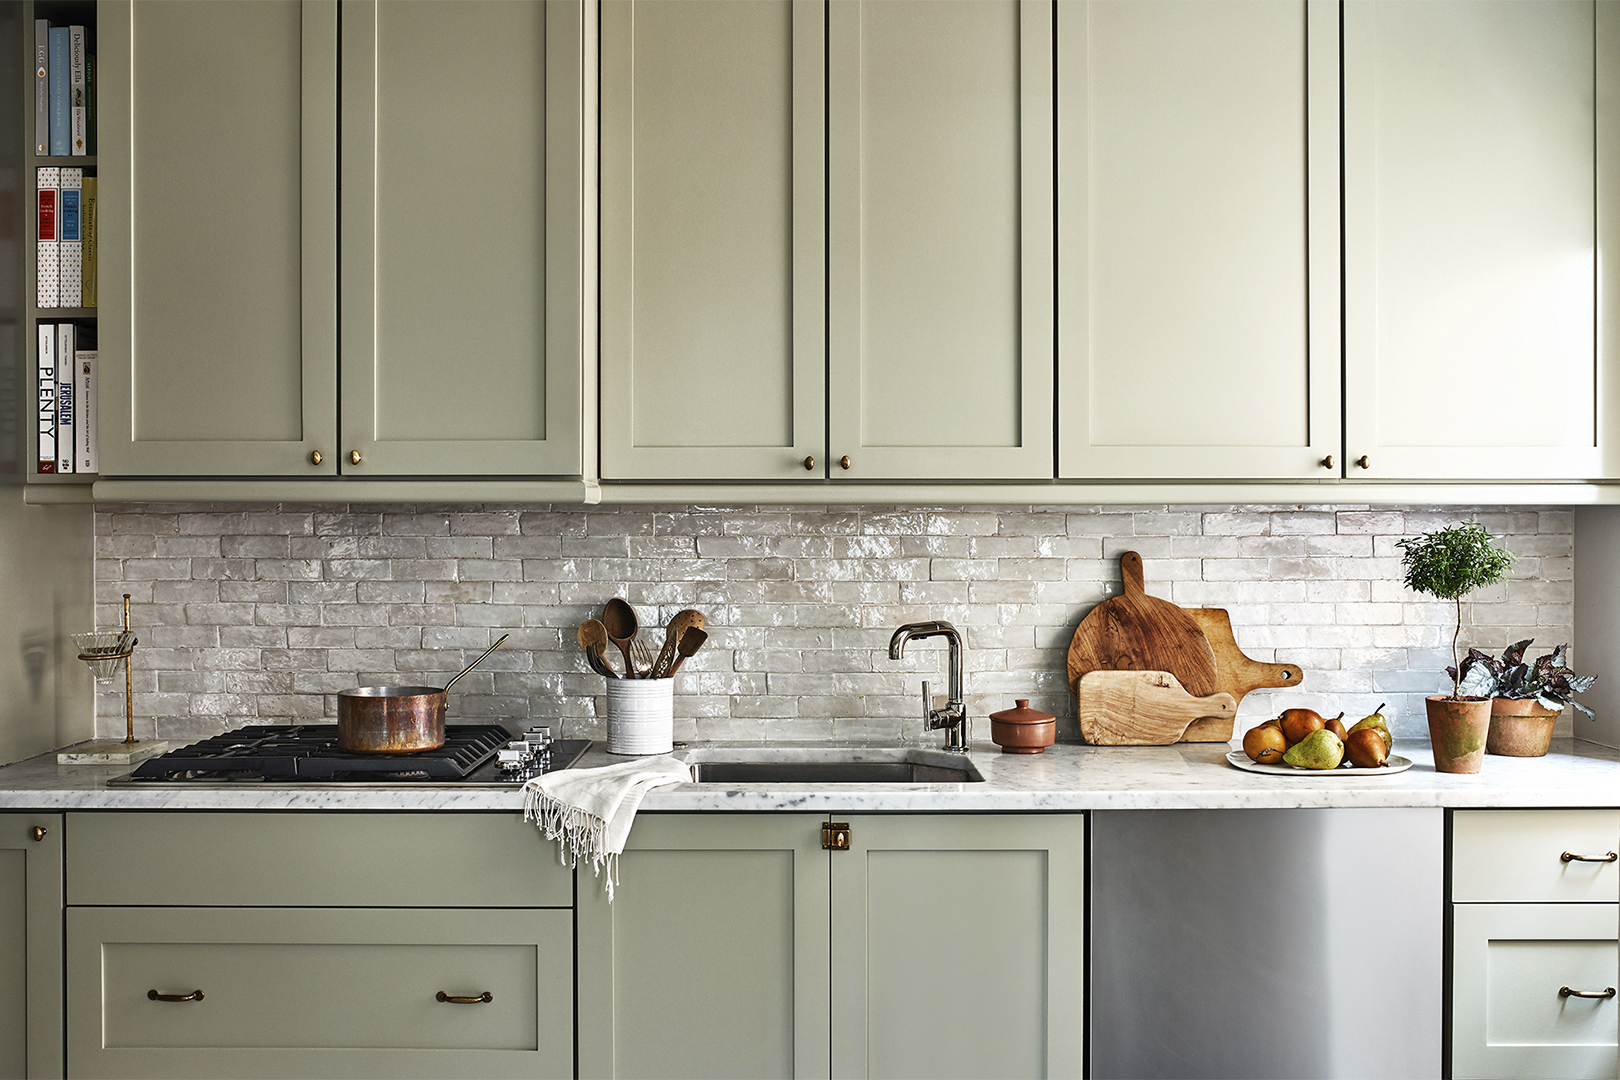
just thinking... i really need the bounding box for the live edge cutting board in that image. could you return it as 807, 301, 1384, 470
1065, 552, 1218, 700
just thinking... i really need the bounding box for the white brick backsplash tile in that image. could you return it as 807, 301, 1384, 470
91, 502, 1579, 744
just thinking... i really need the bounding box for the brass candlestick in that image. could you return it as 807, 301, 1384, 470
73, 594, 140, 744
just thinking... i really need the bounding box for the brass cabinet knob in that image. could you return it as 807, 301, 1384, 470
1320, 455, 1334, 469
839, 455, 852, 470
309, 450, 322, 466
1355, 455, 1370, 469
30, 826, 45, 842
803, 456, 815, 471
349, 450, 362, 465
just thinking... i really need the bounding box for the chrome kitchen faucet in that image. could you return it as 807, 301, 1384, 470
888, 621, 969, 752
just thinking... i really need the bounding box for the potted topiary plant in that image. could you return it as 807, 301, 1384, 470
1451, 639, 1597, 757
1396, 522, 1516, 773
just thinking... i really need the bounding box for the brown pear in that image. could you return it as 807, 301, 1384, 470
1243, 724, 1289, 766
1345, 728, 1389, 768
1323, 713, 1349, 742
1278, 708, 1325, 747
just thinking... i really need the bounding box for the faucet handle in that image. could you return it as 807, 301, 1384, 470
921, 680, 934, 727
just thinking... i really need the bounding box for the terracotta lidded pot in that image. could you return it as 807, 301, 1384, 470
1486, 697, 1560, 757
990, 699, 1056, 754
1425, 696, 1493, 774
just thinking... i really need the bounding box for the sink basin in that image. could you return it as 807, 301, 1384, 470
685, 748, 984, 784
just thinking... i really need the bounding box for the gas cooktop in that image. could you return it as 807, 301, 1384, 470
113, 724, 591, 785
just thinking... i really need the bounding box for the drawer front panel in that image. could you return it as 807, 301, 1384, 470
1453, 903, 1619, 1080
67, 811, 570, 907
1453, 810, 1620, 904
68, 906, 572, 1079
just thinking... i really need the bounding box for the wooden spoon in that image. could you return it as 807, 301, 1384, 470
577, 620, 619, 679
602, 598, 642, 678
652, 609, 707, 678
665, 627, 708, 677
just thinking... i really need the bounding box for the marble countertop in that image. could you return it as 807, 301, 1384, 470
1, 737, 1617, 812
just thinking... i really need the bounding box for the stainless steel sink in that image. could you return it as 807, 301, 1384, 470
684, 748, 984, 784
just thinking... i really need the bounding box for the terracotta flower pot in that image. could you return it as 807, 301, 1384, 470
1486, 697, 1560, 757
1426, 696, 1493, 773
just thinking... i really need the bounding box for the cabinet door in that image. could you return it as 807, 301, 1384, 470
1343, 1, 1603, 480
1055, 0, 1341, 480
830, 814, 1085, 1079
600, 0, 826, 481
827, 0, 1053, 481
576, 813, 830, 1079
98, 0, 338, 476
340, 1, 583, 477
1452, 903, 1619, 1080
0, 814, 62, 1080
66, 906, 572, 1080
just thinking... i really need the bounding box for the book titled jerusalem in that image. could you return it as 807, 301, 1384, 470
47, 26, 69, 155
55, 323, 74, 474
59, 169, 82, 307
36, 167, 60, 308
82, 176, 96, 308
76, 348, 96, 473
68, 27, 86, 155
36, 323, 55, 473
33, 20, 49, 156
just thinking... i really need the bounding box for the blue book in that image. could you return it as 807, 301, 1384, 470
48, 27, 69, 155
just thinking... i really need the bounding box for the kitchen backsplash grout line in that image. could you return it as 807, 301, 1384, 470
92, 503, 1576, 747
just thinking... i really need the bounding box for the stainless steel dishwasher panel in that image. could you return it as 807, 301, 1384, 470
1089, 807, 1443, 1079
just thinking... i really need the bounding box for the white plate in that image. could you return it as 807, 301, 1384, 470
1225, 749, 1414, 777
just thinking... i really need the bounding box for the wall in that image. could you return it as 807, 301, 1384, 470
1574, 507, 1620, 749
89, 502, 1579, 748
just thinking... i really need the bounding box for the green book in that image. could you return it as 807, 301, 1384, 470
85, 52, 94, 156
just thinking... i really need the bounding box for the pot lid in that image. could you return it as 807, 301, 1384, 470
988, 699, 1054, 724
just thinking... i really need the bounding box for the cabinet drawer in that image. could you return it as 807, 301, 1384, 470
66, 812, 570, 907
1454, 811, 1620, 904
1452, 903, 1618, 1080
67, 906, 571, 1079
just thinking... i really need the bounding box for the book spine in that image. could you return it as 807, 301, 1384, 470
36, 324, 55, 473
59, 169, 81, 307
48, 28, 69, 155
85, 51, 95, 156
36, 168, 59, 308
55, 323, 73, 473
76, 349, 96, 474
82, 176, 96, 308
33, 21, 49, 156
68, 27, 86, 156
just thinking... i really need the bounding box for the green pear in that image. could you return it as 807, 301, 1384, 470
1349, 703, 1393, 755
1282, 728, 1344, 770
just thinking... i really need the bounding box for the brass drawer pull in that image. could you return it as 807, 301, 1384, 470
436, 991, 493, 1004
148, 989, 204, 1002
1561, 851, 1618, 863
1560, 986, 1616, 1000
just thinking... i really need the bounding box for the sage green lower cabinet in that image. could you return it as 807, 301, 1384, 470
0, 813, 63, 1080
577, 812, 1085, 1080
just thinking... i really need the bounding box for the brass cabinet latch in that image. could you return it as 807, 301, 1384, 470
822, 822, 851, 850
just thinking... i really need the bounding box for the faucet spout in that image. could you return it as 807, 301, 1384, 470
888, 620, 969, 752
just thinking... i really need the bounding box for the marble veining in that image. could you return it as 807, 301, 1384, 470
2, 738, 1617, 812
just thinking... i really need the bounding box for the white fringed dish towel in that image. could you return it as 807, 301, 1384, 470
523, 755, 691, 900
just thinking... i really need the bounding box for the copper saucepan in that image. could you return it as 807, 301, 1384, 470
336, 635, 509, 753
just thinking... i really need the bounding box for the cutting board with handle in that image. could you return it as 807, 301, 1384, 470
1078, 670, 1238, 746
1066, 552, 1218, 699
1179, 608, 1303, 743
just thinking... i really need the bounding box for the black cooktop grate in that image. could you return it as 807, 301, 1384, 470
129, 724, 517, 781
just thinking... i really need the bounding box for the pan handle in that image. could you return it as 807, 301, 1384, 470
442, 634, 510, 693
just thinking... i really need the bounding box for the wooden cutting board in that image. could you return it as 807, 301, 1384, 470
1078, 670, 1238, 746
1179, 609, 1303, 743
1066, 552, 1218, 699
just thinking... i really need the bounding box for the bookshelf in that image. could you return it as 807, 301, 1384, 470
23, 0, 94, 487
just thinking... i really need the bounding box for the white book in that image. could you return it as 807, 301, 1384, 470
59, 168, 81, 307
36, 323, 55, 473
68, 27, 86, 155
33, 21, 49, 157
36, 167, 59, 307
55, 322, 73, 473
76, 349, 96, 473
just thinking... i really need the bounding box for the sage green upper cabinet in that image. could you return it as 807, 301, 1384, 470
1343, 0, 1607, 480
828, 0, 1054, 481
599, 0, 826, 481
1055, 0, 1341, 480
340, 0, 584, 477
99, 0, 338, 477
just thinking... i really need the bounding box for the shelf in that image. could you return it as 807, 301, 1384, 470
31, 308, 95, 318
28, 155, 94, 167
